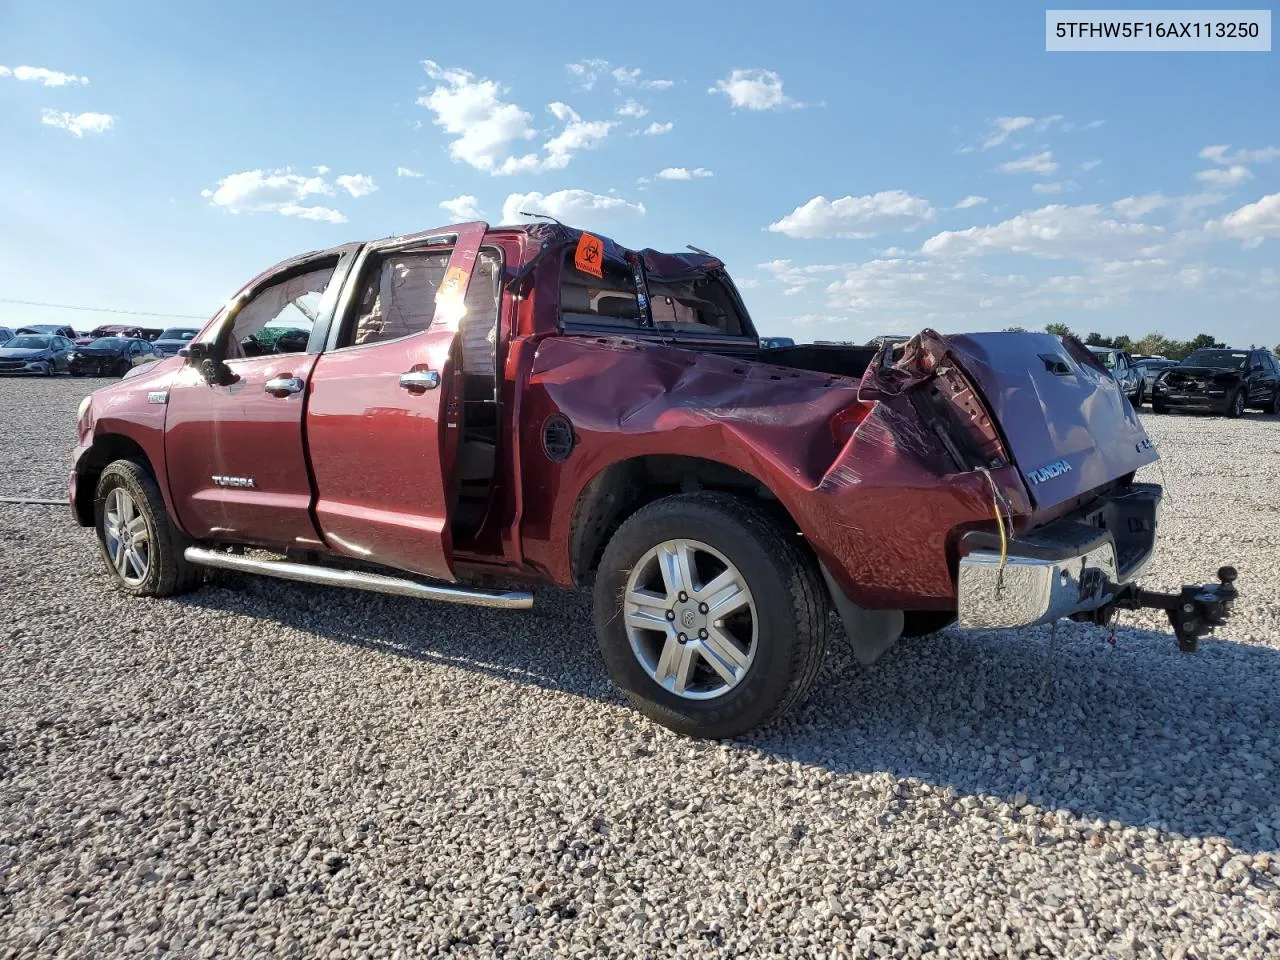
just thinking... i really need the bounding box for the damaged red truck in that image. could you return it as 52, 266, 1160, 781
70, 221, 1238, 738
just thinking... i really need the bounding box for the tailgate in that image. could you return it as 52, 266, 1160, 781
944, 332, 1158, 510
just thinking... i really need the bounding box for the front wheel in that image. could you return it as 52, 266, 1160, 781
114, 360, 131, 378
1131, 383, 1145, 408
94, 460, 201, 597
1267, 390, 1280, 416
593, 492, 828, 739
1151, 400, 1168, 414
1226, 389, 1245, 418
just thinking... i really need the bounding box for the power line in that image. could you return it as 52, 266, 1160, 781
0, 298, 209, 320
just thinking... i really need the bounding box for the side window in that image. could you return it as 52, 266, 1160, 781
342, 249, 503, 379
227, 263, 336, 359
648, 275, 750, 337
347, 251, 451, 347
559, 249, 642, 327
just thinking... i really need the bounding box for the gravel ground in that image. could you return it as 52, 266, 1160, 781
1, 376, 1278, 959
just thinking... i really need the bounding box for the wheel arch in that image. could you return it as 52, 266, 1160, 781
567, 454, 805, 588
73, 433, 159, 527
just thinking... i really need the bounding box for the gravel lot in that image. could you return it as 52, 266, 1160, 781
2, 376, 1278, 959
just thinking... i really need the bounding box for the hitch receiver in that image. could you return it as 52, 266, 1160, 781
1075, 566, 1239, 652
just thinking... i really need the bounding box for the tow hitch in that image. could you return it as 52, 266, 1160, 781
1073, 566, 1239, 652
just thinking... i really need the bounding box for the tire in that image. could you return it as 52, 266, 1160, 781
1268, 390, 1280, 416
71, 370, 84, 378
593, 492, 828, 739
1131, 383, 1144, 408
94, 460, 201, 597
1151, 401, 1168, 414
1226, 389, 1245, 419
43, 361, 55, 377
114, 360, 131, 378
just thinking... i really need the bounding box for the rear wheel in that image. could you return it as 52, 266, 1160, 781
114, 359, 131, 378
1132, 383, 1145, 408
94, 460, 201, 597
593, 492, 828, 739
1268, 389, 1280, 416
1151, 400, 1168, 414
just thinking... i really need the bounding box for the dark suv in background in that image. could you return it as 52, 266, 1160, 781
1152, 348, 1280, 417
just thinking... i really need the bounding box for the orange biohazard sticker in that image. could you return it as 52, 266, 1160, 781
438, 265, 469, 300
574, 233, 604, 279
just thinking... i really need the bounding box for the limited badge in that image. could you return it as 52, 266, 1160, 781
438, 265, 469, 301
574, 233, 604, 279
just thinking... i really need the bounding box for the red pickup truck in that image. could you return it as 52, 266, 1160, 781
70, 220, 1237, 738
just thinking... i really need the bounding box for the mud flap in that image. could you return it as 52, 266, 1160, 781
820, 563, 905, 665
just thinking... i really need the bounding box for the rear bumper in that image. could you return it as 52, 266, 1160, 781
956, 483, 1160, 629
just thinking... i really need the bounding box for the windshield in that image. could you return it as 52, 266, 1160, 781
1183, 350, 1248, 370
85, 338, 128, 352
158, 327, 198, 341
1089, 348, 1118, 370
7, 336, 52, 349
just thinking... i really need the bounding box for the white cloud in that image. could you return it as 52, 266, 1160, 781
1000, 151, 1058, 175
440, 195, 484, 220
1080, 159, 1103, 172
396, 166, 423, 178
1111, 193, 1168, 219
567, 60, 672, 92
418, 60, 536, 174
616, 99, 648, 118
200, 168, 349, 224
709, 68, 800, 111
955, 195, 987, 209
656, 167, 714, 180
39, 110, 114, 137
767, 191, 935, 239
1, 64, 88, 86
1205, 193, 1280, 248
1032, 180, 1077, 195
921, 203, 1163, 260
1196, 164, 1252, 185
314, 165, 330, 174
1083, 120, 1105, 130
335, 173, 377, 197
501, 189, 645, 227
758, 260, 845, 292
981, 116, 1034, 149
565, 59, 610, 90
1200, 144, 1280, 165
541, 102, 614, 171
640, 121, 673, 136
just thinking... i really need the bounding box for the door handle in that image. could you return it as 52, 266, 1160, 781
399, 370, 440, 391
264, 376, 305, 396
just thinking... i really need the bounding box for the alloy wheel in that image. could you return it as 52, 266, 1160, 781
622, 538, 757, 700
103, 487, 151, 586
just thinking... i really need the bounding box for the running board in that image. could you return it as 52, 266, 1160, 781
183, 547, 533, 610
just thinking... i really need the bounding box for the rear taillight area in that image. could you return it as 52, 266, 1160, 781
858, 330, 1009, 471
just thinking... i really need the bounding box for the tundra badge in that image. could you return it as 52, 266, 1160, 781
212, 475, 256, 489
1025, 459, 1072, 485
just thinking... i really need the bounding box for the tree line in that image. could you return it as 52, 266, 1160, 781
1004, 324, 1280, 361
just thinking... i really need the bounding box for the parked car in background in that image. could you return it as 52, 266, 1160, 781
1152, 348, 1280, 417
758, 336, 795, 349
0, 326, 15, 345
16, 324, 78, 339
68, 337, 161, 377
153, 327, 201, 357
0, 334, 75, 375
138, 328, 165, 342
1087, 346, 1145, 405
1133, 358, 1177, 401
74, 325, 147, 346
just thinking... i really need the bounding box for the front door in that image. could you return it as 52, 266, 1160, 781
305, 222, 488, 581
164, 255, 347, 548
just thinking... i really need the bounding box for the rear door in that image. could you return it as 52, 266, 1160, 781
305, 222, 488, 581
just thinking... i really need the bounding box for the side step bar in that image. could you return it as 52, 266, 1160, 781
183, 547, 534, 610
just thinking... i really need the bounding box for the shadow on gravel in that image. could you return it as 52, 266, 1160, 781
176, 574, 1280, 854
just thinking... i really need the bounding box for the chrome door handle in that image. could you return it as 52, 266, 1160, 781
399, 370, 440, 391
264, 376, 305, 396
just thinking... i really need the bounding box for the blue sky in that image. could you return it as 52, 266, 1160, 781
1, 0, 1277, 345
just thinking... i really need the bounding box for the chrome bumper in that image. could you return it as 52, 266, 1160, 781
956, 483, 1161, 630
957, 540, 1122, 629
